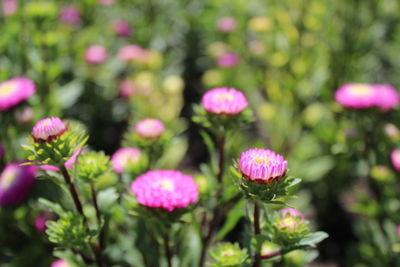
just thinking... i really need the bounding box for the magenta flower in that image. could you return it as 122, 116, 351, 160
0, 77, 35, 111
59, 6, 81, 26
51, 259, 70, 267
111, 147, 142, 174
34, 212, 52, 232
112, 19, 132, 37
281, 208, 305, 222
202, 87, 248, 115
31, 117, 67, 143
135, 118, 165, 139
119, 79, 136, 98
117, 45, 149, 63
0, 162, 36, 206
374, 84, 399, 111
335, 83, 377, 109
391, 149, 400, 172
85, 45, 108, 64
217, 52, 239, 68
238, 148, 288, 183
131, 170, 199, 212
217, 16, 236, 32
2, 0, 18, 16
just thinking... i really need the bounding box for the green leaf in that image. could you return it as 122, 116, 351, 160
216, 200, 245, 241
299, 231, 329, 248
38, 198, 65, 216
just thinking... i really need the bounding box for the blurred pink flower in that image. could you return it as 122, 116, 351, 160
34, 212, 53, 232
391, 149, 400, 172
85, 45, 108, 64
117, 45, 149, 63
217, 16, 236, 32
119, 79, 136, 98
112, 19, 132, 37
217, 52, 240, 68
131, 170, 199, 211
0, 162, 36, 206
111, 147, 142, 174
335, 83, 377, 109
14, 106, 34, 123
99, 0, 115, 5
374, 84, 399, 111
2, 0, 18, 16
239, 148, 287, 183
59, 5, 81, 26
0, 77, 35, 111
51, 259, 70, 267
202, 87, 248, 115
135, 118, 165, 139
31, 117, 67, 143
281, 208, 305, 222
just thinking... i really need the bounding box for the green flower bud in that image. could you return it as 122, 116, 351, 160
208, 242, 249, 267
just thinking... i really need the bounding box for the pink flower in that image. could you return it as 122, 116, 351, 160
59, 6, 81, 26
0, 162, 36, 206
0, 77, 35, 111
391, 149, 400, 172
99, 0, 115, 5
281, 208, 305, 222
31, 117, 67, 143
85, 45, 108, 64
135, 118, 165, 139
34, 212, 53, 232
374, 84, 399, 111
117, 45, 149, 62
217, 16, 236, 32
51, 259, 70, 267
2, 0, 18, 16
14, 106, 34, 123
131, 170, 199, 211
112, 19, 132, 37
239, 148, 288, 183
119, 79, 136, 98
202, 87, 248, 115
335, 83, 376, 109
111, 147, 142, 174
217, 52, 239, 68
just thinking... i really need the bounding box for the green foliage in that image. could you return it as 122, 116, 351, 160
208, 242, 250, 267
75, 151, 111, 183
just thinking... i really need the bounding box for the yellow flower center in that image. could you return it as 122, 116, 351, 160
158, 179, 174, 191
0, 168, 17, 189
215, 92, 234, 101
348, 84, 373, 96
278, 217, 298, 230
0, 81, 17, 97
221, 248, 235, 257
253, 156, 270, 165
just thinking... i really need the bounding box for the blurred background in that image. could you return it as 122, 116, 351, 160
1, 0, 400, 266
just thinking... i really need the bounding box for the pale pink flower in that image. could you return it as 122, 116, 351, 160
85, 45, 108, 64
51, 259, 70, 267
239, 148, 287, 183
59, 5, 81, 26
119, 79, 136, 98
117, 45, 149, 63
0, 77, 35, 111
217, 16, 236, 32
14, 106, 34, 123
131, 170, 199, 211
391, 149, 400, 172
112, 19, 132, 37
135, 118, 165, 139
335, 83, 377, 109
281, 208, 305, 222
99, 0, 115, 5
202, 87, 248, 115
31, 117, 67, 142
2, 0, 18, 16
217, 52, 239, 68
111, 147, 142, 174
374, 84, 399, 111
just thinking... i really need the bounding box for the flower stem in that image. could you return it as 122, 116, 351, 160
91, 184, 105, 250
216, 135, 225, 183
59, 165, 85, 219
163, 233, 173, 267
252, 201, 261, 267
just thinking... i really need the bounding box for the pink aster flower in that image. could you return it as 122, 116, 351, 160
131, 170, 199, 211
281, 208, 305, 222
0, 77, 35, 111
202, 87, 248, 115
335, 83, 377, 109
2, 0, 18, 16
117, 45, 149, 63
111, 147, 142, 174
217, 16, 236, 32
85, 45, 108, 64
51, 259, 70, 267
391, 149, 400, 172
239, 148, 288, 183
0, 162, 36, 206
59, 6, 81, 26
135, 118, 165, 139
112, 19, 132, 37
119, 79, 136, 98
374, 84, 399, 111
217, 52, 239, 68
34, 212, 53, 232
31, 117, 67, 143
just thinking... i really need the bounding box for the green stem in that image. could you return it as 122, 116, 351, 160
252, 201, 261, 267
59, 165, 85, 219
163, 233, 173, 267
